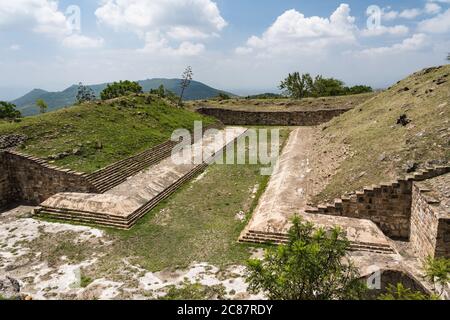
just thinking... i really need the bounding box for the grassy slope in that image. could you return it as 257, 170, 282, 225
188, 93, 375, 112
0, 94, 216, 173
313, 65, 450, 204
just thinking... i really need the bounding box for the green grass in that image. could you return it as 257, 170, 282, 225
188, 93, 375, 112
160, 281, 226, 300
313, 65, 450, 204
0, 94, 216, 173
95, 127, 291, 272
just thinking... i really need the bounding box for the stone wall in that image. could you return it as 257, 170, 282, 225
306, 166, 450, 240
410, 180, 450, 260
197, 108, 351, 126
1, 150, 98, 206
0, 152, 15, 208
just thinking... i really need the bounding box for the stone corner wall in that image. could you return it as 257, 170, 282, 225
410, 182, 449, 260
1, 150, 98, 206
306, 166, 450, 241
197, 108, 351, 126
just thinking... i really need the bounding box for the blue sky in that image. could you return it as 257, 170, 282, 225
1, 0, 449, 99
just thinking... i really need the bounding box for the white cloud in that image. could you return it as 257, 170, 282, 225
0, 0, 103, 49
62, 34, 104, 49
361, 25, 409, 37
418, 9, 450, 33
425, 2, 442, 15
9, 44, 21, 51
139, 31, 205, 56
382, 10, 399, 21
399, 8, 422, 19
237, 4, 357, 55
357, 33, 428, 56
95, 0, 226, 55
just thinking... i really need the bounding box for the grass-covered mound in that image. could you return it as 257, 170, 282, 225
0, 94, 217, 173
313, 65, 450, 204
189, 93, 375, 112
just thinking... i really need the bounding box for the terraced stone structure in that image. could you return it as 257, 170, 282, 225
36, 127, 247, 229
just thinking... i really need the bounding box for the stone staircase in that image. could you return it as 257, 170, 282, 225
85, 123, 223, 193
86, 140, 177, 193
239, 230, 396, 254
38, 162, 209, 229
305, 165, 450, 216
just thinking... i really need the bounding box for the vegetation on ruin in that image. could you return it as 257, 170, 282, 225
0, 94, 216, 172
378, 283, 439, 300
424, 256, 450, 287
188, 92, 375, 112
313, 65, 450, 204
100, 81, 143, 100
246, 217, 367, 300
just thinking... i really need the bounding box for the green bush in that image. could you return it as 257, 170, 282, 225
424, 256, 449, 286
0, 101, 21, 120
245, 217, 367, 300
216, 93, 231, 100
100, 80, 143, 100
378, 283, 438, 300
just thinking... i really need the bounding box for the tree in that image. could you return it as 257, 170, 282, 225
150, 84, 166, 97
0, 101, 21, 120
447, 53, 450, 61
279, 72, 310, 99
246, 217, 366, 300
36, 98, 48, 114
76, 82, 96, 104
178, 66, 193, 106
280, 72, 373, 99
100, 80, 143, 100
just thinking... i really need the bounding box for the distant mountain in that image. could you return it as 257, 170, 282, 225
11, 79, 234, 116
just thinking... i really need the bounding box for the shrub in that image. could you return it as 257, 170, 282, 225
0, 101, 21, 120
378, 283, 438, 300
100, 80, 143, 100
424, 256, 449, 288
245, 217, 367, 300
216, 93, 231, 100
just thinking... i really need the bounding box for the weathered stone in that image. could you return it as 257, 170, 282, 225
0, 276, 21, 300
0, 134, 27, 149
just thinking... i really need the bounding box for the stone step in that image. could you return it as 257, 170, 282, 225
88, 147, 172, 180
87, 142, 175, 177
37, 162, 209, 229
88, 153, 169, 183
240, 231, 395, 254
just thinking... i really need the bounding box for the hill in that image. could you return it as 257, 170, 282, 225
310, 64, 450, 204
11, 79, 234, 116
0, 94, 217, 173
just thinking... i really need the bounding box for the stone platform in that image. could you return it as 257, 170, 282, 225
239, 128, 395, 254
36, 127, 247, 229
